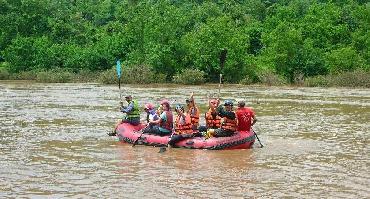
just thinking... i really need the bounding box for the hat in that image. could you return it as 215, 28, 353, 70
144, 103, 154, 110
125, 95, 132, 99
160, 99, 169, 105
237, 101, 245, 107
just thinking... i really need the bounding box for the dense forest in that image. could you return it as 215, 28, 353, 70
0, 0, 369, 85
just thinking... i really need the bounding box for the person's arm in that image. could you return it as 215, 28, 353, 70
251, 115, 257, 126
217, 105, 236, 119
150, 111, 165, 125
121, 101, 134, 113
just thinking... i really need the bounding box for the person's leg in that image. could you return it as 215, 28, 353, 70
108, 119, 123, 136
213, 129, 234, 137
168, 134, 185, 146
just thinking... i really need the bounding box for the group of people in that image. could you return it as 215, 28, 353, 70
110, 93, 257, 146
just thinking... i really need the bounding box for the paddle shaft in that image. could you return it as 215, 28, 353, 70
253, 128, 264, 148
218, 49, 227, 98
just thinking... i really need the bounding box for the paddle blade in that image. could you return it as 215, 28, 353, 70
116, 60, 121, 79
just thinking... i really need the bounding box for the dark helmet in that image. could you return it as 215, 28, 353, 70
224, 100, 233, 106
175, 104, 184, 112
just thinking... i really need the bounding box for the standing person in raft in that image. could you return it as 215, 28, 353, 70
186, 92, 200, 131
143, 100, 173, 136
168, 104, 194, 147
205, 99, 237, 138
109, 95, 140, 136
235, 101, 257, 132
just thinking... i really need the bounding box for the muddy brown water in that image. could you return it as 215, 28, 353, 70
0, 81, 369, 198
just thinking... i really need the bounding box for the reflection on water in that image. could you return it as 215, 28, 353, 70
0, 81, 369, 198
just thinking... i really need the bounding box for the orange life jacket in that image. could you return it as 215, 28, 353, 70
187, 106, 199, 128
221, 116, 237, 132
205, 109, 221, 129
175, 114, 193, 134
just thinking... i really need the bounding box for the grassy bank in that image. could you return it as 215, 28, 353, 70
1, 65, 369, 88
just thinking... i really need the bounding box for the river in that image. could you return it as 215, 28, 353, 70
0, 81, 369, 198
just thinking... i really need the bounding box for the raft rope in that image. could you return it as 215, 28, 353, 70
118, 133, 256, 150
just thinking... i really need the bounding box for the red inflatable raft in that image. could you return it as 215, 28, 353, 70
116, 123, 256, 150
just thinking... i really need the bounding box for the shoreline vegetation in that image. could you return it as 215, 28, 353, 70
1, 1, 369, 88
1, 65, 369, 88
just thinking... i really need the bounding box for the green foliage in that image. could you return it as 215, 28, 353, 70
0, 0, 369, 87
172, 68, 206, 85
325, 46, 365, 74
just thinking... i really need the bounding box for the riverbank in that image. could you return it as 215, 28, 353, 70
0, 66, 369, 88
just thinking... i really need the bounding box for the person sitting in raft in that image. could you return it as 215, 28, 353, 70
109, 95, 140, 136
143, 100, 173, 136
143, 103, 159, 123
205, 99, 237, 138
198, 98, 221, 133
186, 92, 200, 131
168, 104, 194, 146
141, 103, 160, 133
235, 101, 257, 132
120, 95, 140, 125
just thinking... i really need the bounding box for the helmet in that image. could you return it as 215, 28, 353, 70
175, 104, 184, 112
224, 100, 233, 106
144, 103, 154, 110
160, 99, 169, 105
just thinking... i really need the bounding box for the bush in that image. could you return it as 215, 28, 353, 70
304, 75, 330, 87
36, 69, 75, 83
98, 64, 166, 84
329, 69, 370, 87
172, 68, 206, 85
0, 67, 10, 80
304, 69, 370, 88
257, 70, 286, 86
239, 76, 254, 85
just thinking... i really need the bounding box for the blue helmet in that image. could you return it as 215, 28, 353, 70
224, 100, 233, 106
175, 104, 184, 112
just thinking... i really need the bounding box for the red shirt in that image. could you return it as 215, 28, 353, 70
236, 107, 255, 131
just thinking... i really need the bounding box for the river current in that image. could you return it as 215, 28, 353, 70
0, 81, 369, 198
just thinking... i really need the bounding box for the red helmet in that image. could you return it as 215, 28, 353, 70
144, 103, 154, 110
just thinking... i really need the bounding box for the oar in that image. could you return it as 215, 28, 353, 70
158, 131, 175, 153
132, 130, 145, 147
132, 124, 149, 147
116, 59, 122, 100
218, 48, 227, 98
252, 128, 264, 148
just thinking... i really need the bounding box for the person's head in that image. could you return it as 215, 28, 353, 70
224, 100, 234, 111
237, 101, 246, 108
125, 95, 132, 102
144, 103, 154, 112
186, 98, 193, 107
160, 99, 170, 111
175, 104, 184, 115
209, 99, 218, 108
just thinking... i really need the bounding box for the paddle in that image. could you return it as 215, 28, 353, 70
218, 48, 227, 98
252, 128, 264, 148
158, 131, 175, 153
116, 59, 122, 100
132, 124, 149, 147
